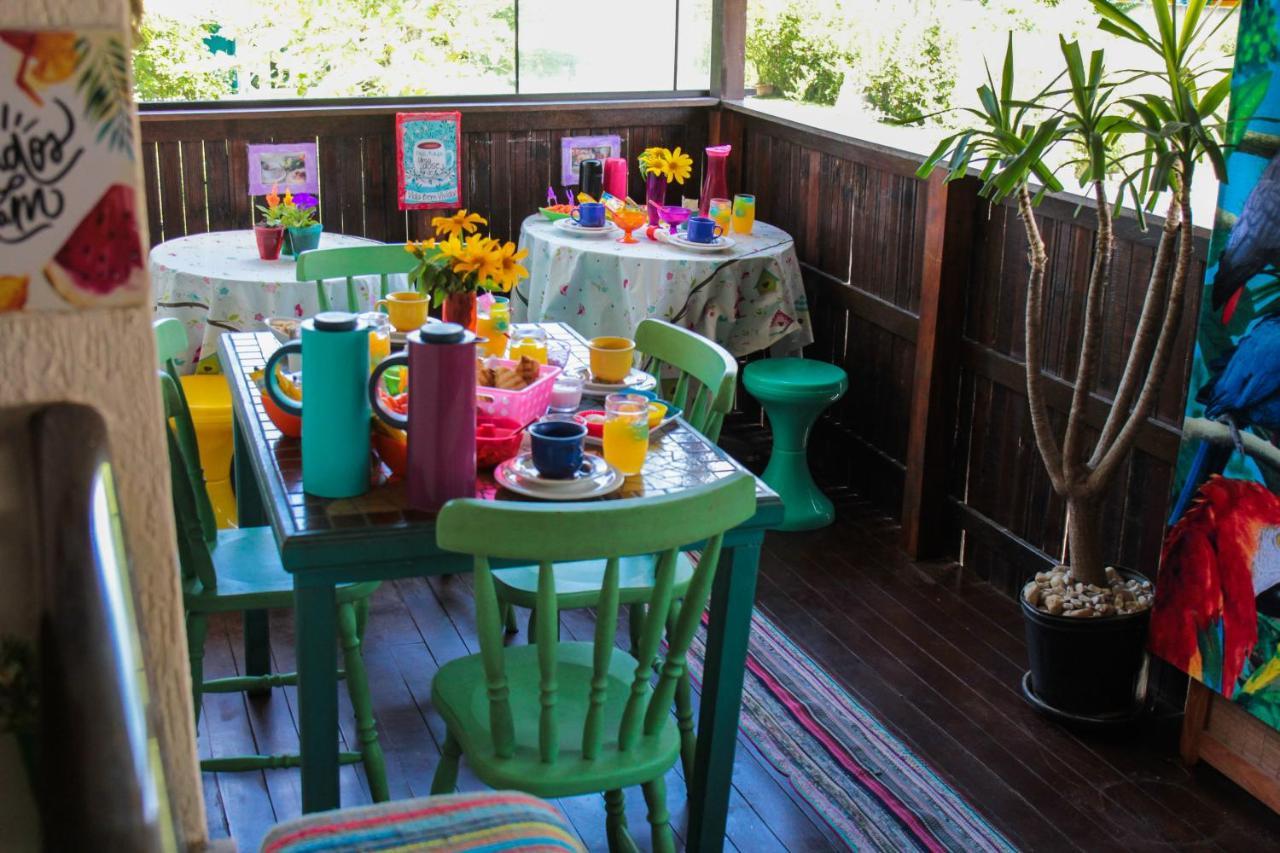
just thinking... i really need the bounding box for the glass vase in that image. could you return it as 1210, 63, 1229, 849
699, 145, 731, 217
645, 173, 668, 226
442, 290, 478, 332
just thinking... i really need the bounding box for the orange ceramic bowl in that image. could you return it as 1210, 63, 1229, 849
373, 430, 408, 479
261, 389, 302, 438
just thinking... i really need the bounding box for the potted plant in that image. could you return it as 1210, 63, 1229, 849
253, 185, 286, 260
279, 191, 321, 257
404, 209, 528, 331
638, 146, 693, 225
914, 0, 1232, 721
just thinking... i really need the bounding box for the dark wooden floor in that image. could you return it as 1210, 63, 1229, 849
200, 492, 1280, 852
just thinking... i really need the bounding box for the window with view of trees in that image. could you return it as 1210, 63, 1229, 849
133, 0, 713, 102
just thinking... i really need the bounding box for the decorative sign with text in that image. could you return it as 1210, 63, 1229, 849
396, 111, 462, 210
0, 29, 145, 312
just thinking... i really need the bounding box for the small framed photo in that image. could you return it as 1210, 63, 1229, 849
246, 142, 319, 195
397, 111, 463, 210
561, 135, 622, 186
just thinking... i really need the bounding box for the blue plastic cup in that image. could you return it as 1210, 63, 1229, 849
686, 216, 724, 244
528, 419, 587, 479
572, 202, 607, 228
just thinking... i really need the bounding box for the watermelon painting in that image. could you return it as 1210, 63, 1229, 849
44, 184, 144, 307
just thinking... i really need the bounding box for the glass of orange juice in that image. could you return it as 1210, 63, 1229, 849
603, 393, 649, 476
509, 325, 548, 363
731, 194, 755, 235
362, 311, 392, 367
709, 197, 732, 234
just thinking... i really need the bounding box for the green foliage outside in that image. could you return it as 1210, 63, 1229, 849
745, 7, 852, 105
863, 22, 957, 122
133, 0, 515, 101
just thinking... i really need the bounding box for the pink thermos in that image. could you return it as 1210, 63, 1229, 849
603, 157, 628, 200
369, 322, 477, 511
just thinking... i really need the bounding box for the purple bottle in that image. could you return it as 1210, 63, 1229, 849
369, 322, 477, 511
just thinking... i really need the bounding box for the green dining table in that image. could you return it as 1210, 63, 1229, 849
218, 322, 783, 852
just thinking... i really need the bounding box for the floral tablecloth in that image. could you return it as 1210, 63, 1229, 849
510, 216, 812, 357
150, 230, 406, 373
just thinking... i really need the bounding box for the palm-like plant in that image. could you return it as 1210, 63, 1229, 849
916, 0, 1233, 589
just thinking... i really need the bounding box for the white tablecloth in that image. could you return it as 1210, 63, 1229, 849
150, 230, 406, 373
511, 216, 812, 357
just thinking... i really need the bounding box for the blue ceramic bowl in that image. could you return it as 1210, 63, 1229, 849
528, 419, 587, 479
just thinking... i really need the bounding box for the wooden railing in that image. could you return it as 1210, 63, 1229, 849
138, 98, 715, 247
716, 102, 1206, 595
140, 96, 1207, 596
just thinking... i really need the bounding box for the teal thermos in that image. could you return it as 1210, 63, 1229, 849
265, 311, 371, 498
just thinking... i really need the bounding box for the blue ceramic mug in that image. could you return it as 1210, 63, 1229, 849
572, 202, 607, 229
686, 216, 724, 244
529, 419, 587, 479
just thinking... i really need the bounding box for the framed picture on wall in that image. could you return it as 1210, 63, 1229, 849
396, 111, 463, 210
246, 142, 320, 195
561, 135, 622, 186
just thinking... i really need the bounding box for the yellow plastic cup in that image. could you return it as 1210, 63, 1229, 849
588, 336, 636, 383
731, 194, 756, 235
604, 393, 649, 476
376, 291, 429, 332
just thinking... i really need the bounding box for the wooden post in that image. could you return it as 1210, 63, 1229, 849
901, 174, 980, 558
710, 0, 747, 100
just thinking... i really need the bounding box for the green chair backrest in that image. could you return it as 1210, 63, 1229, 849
635, 319, 738, 442
295, 244, 419, 312
436, 473, 757, 766
158, 371, 219, 593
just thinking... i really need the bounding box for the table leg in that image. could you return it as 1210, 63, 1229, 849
297, 581, 340, 813
689, 534, 762, 853
234, 416, 272, 695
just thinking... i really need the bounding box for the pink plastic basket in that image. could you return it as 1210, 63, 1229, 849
476, 360, 562, 427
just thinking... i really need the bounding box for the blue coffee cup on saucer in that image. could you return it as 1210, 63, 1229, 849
686, 216, 724, 244
529, 419, 587, 479
572, 202, 607, 229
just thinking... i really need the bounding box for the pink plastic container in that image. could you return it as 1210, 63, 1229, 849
476, 359, 562, 427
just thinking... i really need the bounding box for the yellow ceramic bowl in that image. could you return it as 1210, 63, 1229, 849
646, 401, 668, 428
376, 291, 429, 332
588, 336, 635, 383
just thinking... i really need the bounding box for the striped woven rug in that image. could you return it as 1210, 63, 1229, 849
686, 609, 1015, 853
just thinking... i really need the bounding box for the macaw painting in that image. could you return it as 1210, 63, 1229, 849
1152, 0, 1280, 729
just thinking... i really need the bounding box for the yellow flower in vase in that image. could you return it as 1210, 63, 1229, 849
665, 146, 693, 185
490, 242, 529, 292
432, 209, 488, 239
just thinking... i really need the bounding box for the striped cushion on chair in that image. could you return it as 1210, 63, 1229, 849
260, 791, 584, 852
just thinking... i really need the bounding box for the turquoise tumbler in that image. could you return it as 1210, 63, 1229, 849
265, 312, 371, 498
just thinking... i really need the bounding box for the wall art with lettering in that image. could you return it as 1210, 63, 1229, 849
0, 29, 146, 312
396, 111, 462, 210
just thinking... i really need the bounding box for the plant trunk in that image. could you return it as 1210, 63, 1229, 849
1066, 496, 1106, 587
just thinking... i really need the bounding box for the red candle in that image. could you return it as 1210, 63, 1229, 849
603, 157, 628, 200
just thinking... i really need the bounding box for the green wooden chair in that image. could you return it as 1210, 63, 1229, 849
295, 243, 418, 312
491, 319, 738, 779
430, 474, 757, 853
155, 323, 389, 801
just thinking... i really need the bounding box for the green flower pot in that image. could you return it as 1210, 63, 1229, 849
285, 223, 323, 257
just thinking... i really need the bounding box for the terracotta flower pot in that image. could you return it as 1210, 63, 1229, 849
254, 225, 284, 260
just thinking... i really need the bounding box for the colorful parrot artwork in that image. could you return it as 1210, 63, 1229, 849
1212, 154, 1280, 325
1152, 478, 1280, 706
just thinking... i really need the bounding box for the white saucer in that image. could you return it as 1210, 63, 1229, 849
667, 232, 736, 253
509, 452, 612, 490
496, 454, 624, 500
569, 366, 658, 396
554, 217, 620, 238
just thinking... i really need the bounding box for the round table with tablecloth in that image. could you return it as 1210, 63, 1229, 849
150, 230, 407, 373
510, 216, 812, 357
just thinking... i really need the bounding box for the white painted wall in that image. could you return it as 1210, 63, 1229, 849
0, 0, 205, 847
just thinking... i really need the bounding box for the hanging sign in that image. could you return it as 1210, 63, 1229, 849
0, 28, 146, 312
396, 111, 463, 210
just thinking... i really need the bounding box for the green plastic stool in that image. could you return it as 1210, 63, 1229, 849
743, 357, 848, 531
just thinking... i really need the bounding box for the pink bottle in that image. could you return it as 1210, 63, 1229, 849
603, 157, 628, 200
369, 322, 477, 511
699, 145, 731, 217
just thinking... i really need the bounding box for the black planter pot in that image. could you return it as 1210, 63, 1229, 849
1021, 568, 1151, 725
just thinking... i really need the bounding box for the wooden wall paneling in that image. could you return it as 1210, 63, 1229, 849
226, 137, 253, 232
464, 132, 493, 239
335, 135, 365, 237
179, 140, 209, 235
488, 131, 513, 241
141, 142, 163, 246
361, 133, 390, 243
156, 140, 185, 239
817, 153, 853, 280
317, 134, 343, 233
200, 139, 233, 233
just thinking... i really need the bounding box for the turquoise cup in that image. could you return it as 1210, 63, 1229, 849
265, 312, 371, 498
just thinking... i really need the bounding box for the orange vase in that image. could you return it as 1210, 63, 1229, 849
442, 290, 478, 331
